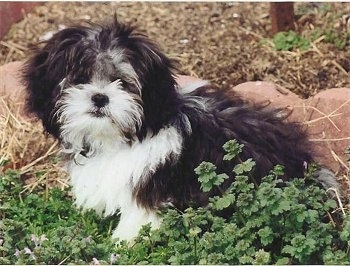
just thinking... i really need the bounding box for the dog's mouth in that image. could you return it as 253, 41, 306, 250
88, 108, 108, 118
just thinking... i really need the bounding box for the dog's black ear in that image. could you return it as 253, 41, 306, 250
22, 27, 89, 137
111, 20, 181, 136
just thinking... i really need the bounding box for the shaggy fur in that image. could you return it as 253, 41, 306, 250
22, 18, 337, 241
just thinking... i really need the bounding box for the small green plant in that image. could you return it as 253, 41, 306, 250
298, 4, 350, 50
273, 31, 310, 51
0, 170, 117, 264
323, 29, 350, 50
1, 140, 349, 264
114, 140, 349, 264
323, 8, 350, 49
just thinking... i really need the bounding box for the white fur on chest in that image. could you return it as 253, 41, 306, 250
68, 126, 183, 217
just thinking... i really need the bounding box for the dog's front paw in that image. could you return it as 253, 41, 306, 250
112, 207, 161, 243
112, 224, 140, 243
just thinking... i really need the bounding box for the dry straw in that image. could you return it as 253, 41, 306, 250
0, 94, 67, 192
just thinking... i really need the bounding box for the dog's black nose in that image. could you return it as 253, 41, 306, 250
91, 93, 109, 108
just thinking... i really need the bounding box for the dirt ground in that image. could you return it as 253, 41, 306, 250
0, 2, 349, 199
1, 2, 349, 98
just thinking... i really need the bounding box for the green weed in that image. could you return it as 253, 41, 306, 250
0, 170, 117, 264
1, 141, 349, 264
273, 31, 310, 51
114, 140, 349, 264
272, 3, 349, 51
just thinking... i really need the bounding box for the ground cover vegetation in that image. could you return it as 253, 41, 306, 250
1, 140, 349, 264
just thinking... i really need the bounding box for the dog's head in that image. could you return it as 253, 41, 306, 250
23, 18, 180, 153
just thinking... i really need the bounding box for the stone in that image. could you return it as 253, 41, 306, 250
0, 61, 27, 116
232, 81, 302, 112
302, 89, 350, 172
0, 2, 42, 39
231, 82, 350, 173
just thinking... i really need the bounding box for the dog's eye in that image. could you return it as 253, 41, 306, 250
109, 77, 126, 87
75, 77, 86, 84
75, 84, 85, 90
72, 75, 89, 85
109, 76, 123, 83
119, 79, 126, 86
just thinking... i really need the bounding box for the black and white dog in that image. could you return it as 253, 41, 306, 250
23, 18, 337, 241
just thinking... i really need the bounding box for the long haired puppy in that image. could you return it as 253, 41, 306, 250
23, 18, 338, 241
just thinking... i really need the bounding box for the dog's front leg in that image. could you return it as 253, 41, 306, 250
112, 202, 161, 242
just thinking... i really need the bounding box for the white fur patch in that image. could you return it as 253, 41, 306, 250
68, 126, 183, 240
57, 80, 143, 153
179, 79, 210, 94
112, 202, 161, 241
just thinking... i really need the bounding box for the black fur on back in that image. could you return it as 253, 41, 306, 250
133, 85, 313, 210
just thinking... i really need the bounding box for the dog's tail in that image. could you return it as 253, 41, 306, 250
314, 167, 340, 192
